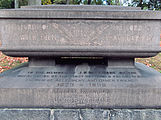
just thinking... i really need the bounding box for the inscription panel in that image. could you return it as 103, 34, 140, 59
0, 20, 159, 47
16, 69, 140, 88
0, 63, 160, 89
0, 63, 161, 108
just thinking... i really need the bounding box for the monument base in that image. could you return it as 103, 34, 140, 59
0, 61, 160, 108
0, 108, 161, 120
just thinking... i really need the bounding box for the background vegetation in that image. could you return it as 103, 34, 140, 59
0, 0, 14, 8
0, 0, 160, 10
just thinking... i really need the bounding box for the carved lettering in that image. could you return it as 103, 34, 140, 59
1, 20, 155, 47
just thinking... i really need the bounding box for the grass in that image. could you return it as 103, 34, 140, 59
0, 52, 28, 73
136, 53, 161, 73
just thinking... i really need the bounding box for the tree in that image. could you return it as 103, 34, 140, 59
131, 0, 161, 10
19, 0, 28, 7
0, 0, 28, 9
0, 0, 14, 9
0, 0, 160, 10
41, 0, 52, 5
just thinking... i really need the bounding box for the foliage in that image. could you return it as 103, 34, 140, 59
18, 0, 28, 7
0, 0, 28, 8
40, 0, 160, 8
41, 0, 52, 5
41, 0, 103, 5
83, 0, 103, 5
0, 0, 14, 9
131, 0, 161, 10
0, 0, 160, 9
55, 0, 66, 4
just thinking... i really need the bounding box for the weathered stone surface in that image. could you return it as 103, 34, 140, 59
0, 109, 50, 120
0, 7, 160, 19
1, 19, 160, 57
53, 109, 80, 120
21, 5, 141, 10
0, 5, 160, 57
109, 109, 161, 120
0, 61, 160, 108
1, 109, 161, 120
0, 4, 160, 113
110, 109, 133, 120
80, 109, 109, 120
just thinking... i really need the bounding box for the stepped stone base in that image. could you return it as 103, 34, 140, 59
0, 109, 161, 120
0, 62, 161, 108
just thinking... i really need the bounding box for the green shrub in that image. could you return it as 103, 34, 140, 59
41, 0, 52, 5
0, 0, 14, 9
19, 0, 28, 7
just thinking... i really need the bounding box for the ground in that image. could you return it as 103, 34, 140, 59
136, 53, 161, 73
0, 52, 28, 73
0, 52, 160, 73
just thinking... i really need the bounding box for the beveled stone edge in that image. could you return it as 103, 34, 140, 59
0, 9, 161, 19
21, 5, 141, 10
1, 45, 160, 57
1, 46, 160, 52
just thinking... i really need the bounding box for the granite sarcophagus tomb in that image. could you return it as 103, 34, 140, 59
0, 5, 160, 108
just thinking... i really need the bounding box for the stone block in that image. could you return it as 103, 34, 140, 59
21, 5, 141, 10
53, 109, 80, 120
110, 109, 133, 120
0, 62, 160, 108
80, 109, 109, 120
109, 109, 161, 120
0, 109, 50, 120
0, 5, 160, 57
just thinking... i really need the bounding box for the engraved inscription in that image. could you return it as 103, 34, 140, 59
0, 20, 157, 47
50, 88, 111, 106
0, 63, 160, 107
16, 69, 141, 88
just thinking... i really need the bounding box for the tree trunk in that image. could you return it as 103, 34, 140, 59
87, 0, 91, 4
14, 0, 19, 8
139, 0, 143, 6
66, 0, 70, 4
28, 0, 41, 5
108, 0, 111, 5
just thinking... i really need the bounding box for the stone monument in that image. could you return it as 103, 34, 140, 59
0, 4, 161, 120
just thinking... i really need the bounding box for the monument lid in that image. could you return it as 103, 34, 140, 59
21, 5, 141, 10
0, 5, 161, 19
0, 5, 160, 57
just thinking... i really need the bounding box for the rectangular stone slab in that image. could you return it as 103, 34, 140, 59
21, 5, 142, 10
0, 9, 161, 19
0, 62, 160, 108
0, 5, 161, 57
0, 19, 160, 57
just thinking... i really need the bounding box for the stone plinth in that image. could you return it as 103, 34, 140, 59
0, 60, 160, 108
1, 109, 161, 120
0, 5, 160, 57
0, 5, 160, 109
